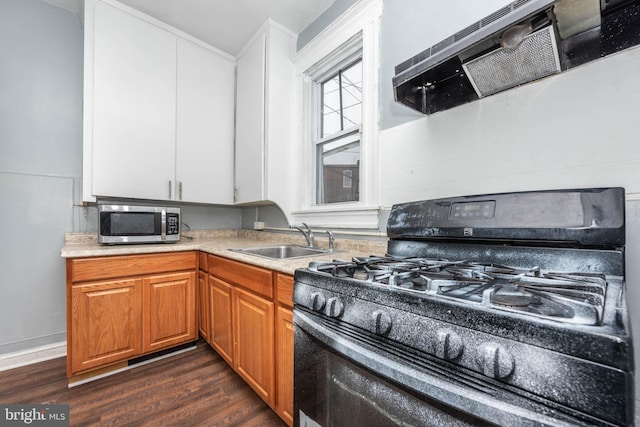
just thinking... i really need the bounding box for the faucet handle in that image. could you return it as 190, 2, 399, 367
302, 223, 314, 245
291, 223, 314, 247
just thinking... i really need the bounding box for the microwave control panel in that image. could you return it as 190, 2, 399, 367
167, 214, 179, 235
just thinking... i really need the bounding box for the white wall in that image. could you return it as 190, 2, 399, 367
379, 45, 640, 206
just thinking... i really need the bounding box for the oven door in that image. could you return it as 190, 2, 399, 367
294, 308, 583, 427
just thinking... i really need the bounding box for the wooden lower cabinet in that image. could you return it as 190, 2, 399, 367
209, 276, 234, 365
275, 305, 294, 425
275, 273, 294, 426
68, 249, 294, 421
195, 254, 295, 425
70, 278, 143, 374
198, 270, 210, 342
67, 252, 197, 378
234, 286, 275, 407
143, 271, 196, 353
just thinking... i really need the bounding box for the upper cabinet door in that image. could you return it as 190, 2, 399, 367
234, 23, 295, 210
176, 39, 235, 204
92, 1, 177, 201
234, 32, 267, 204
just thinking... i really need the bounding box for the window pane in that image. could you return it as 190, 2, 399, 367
320, 60, 362, 139
322, 76, 341, 137
317, 141, 360, 204
343, 170, 353, 188
341, 61, 362, 128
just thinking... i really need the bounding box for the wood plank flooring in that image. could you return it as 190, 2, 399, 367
0, 341, 286, 426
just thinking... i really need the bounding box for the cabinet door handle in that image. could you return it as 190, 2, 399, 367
168, 180, 172, 199
179, 181, 182, 200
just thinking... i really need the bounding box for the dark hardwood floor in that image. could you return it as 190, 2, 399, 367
0, 341, 286, 426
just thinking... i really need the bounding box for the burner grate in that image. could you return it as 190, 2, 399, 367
308, 257, 607, 326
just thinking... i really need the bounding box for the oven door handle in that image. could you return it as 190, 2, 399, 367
293, 309, 576, 427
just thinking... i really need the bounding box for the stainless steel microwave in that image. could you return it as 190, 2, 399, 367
98, 205, 180, 244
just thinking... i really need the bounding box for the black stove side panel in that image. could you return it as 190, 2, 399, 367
386, 187, 625, 248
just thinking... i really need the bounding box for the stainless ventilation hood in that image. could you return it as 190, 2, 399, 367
393, 0, 640, 115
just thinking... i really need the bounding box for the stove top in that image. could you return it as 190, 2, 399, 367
308, 256, 607, 326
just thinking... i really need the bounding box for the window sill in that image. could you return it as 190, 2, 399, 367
290, 205, 380, 229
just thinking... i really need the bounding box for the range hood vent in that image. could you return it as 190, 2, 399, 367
463, 24, 561, 97
393, 0, 640, 115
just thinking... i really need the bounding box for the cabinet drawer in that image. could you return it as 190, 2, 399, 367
276, 274, 294, 308
69, 252, 197, 283
209, 255, 273, 299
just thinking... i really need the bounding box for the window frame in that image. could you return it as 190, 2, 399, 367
313, 48, 363, 205
291, 0, 381, 229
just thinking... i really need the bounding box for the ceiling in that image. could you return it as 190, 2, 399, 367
42, 0, 335, 55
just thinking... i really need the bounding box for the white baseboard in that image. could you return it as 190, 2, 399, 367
0, 341, 66, 372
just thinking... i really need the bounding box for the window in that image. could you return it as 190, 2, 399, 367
343, 169, 353, 189
317, 59, 362, 204
292, 0, 381, 229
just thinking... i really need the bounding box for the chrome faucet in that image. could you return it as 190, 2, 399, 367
291, 223, 314, 247
326, 230, 334, 252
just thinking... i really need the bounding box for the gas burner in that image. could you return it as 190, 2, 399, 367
488, 285, 539, 307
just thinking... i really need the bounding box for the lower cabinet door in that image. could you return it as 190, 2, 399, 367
198, 270, 210, 342
70, 278, 143, 374
143, 271, 196, 353
233, 286, 275, 407
275, 305, 294, 426
209, 276, 234, 365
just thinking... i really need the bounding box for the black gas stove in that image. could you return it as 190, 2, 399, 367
293, 188, 633, 427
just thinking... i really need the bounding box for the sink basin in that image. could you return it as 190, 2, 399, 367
231, 245, 333, 259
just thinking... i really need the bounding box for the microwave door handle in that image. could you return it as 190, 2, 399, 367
161, 209, 167, 241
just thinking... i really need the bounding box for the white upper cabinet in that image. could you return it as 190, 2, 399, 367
91, 0, 176, 201
234, 21, 296, 214
84, 0, 235, 203
234, 31, 266, 204
176, 38, 235, 204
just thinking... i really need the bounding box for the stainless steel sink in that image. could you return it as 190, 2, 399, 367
231, 245, 333, 259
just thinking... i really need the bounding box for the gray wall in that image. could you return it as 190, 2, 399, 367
296, 0, 359, 51
0, 0, 82, 354
0, 0, 243, 356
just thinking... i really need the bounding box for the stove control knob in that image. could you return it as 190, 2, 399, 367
372, 310, 392, 335
310, 292, 326, 312
326, 297, 344, 318
476, 342, 515, 379
435, 330, 463, 360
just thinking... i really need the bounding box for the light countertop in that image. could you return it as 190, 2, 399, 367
61, 229, 388, 275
